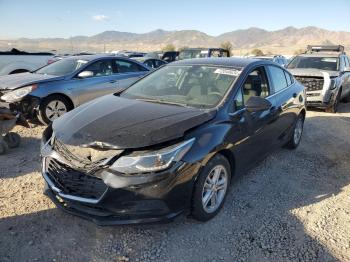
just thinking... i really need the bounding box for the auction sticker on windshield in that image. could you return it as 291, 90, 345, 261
214, 68, 241, 76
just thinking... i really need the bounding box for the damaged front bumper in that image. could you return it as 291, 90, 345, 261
40, 135, 200, 225
296, 73, 340, 109
306, 88, 338, 108
0, 95, 40, 119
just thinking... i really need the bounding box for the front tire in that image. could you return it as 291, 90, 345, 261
286, 113, 304, 149
37, 95, 72, 125
191, 154, 231, 222
326, 90, 341, 113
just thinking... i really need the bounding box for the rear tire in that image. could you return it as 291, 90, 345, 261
37, 95, 72, 125
326, 90, 341, 113
286, 113, 304, 149
191, 154, 231, 222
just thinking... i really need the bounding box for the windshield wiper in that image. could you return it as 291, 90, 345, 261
136, 98, 190, 108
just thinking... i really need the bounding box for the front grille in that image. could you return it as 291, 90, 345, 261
52, 138, 104, 170
45, 157, 107, 200
295, 76, 324, 91
51, 137, 122, 171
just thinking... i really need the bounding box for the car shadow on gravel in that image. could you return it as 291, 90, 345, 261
0, 136, 41, 179
338, 102, 350, 113
0, 208, 100, 262
1, 111, 349, 261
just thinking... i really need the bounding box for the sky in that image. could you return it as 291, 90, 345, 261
0, 0, 349, 39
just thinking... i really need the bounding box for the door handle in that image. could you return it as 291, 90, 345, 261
109, 80, 117, 83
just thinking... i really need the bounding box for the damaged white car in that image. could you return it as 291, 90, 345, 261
287, 45, 350, 113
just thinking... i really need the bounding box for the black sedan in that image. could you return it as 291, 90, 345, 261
41, 58, 306, 225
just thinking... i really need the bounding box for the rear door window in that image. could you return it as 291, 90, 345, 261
114, 59, 147, 73
267, 66, 288, 93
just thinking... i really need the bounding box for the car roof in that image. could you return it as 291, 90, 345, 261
64, 54, 119, 61
297, 53, 342, 58
170, 57, 269, 69
132, 57, 162, 62
181, 48, 226, 51
254, 56, 274, 59
63, 54, 149, 70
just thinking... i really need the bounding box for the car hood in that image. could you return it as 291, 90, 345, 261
288, 68, 339, 78
0, 72, 64, 90
53, 95, 216, 149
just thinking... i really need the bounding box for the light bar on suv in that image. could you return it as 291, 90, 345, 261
307, 45, 345, 53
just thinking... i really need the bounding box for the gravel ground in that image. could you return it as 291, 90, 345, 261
1, 103, 350, 262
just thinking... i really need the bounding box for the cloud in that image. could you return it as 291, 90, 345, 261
92, 14, 109, 22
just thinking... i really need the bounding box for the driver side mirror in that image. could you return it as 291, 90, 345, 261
77, 71, 94, 78
245, 96, 272, 112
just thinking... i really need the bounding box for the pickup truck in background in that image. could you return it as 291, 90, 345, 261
0, 48, 54, 75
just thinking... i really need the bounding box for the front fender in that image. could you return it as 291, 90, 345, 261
183, 122, 233, 167
29, 82, 78, 106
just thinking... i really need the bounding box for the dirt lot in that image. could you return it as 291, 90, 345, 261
1, 103, 350, 262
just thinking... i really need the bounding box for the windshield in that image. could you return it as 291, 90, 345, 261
121, 65, 240, 109
287, 56, 339, 71
179, 50, 207, 60
36, 58, 88, 76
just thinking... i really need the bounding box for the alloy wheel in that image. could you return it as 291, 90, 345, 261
293, 117, 304, 145
202, 165, 228, 213
45, 100, 68, 121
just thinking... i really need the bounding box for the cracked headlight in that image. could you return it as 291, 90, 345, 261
111, 138, 195, 174
1, 84, 37, 102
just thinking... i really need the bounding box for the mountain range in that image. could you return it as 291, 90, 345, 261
1, 26, 350, 55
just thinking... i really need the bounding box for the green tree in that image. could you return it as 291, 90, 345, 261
251, 49, 264, 56
162, 44, 176, 52
220, 41, 233, 54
